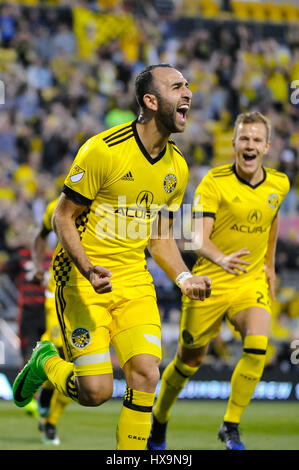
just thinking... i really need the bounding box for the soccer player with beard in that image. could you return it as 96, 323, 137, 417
13, 64, 211, 450
148, 111, 290, 450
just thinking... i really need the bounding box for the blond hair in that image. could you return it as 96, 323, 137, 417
234, 111, 271, 142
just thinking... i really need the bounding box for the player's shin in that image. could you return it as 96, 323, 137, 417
224, 335, 268, 423
116, 387, 155, 450
154, 354, 198, 424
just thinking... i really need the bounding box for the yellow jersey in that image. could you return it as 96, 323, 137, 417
42, 197, 60, 233
53, 120, 189, 286
42, 197, 60, 294
192, 164, 290, 289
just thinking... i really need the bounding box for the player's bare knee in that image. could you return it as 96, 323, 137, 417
188, 355, 204, 368
123, 354, 160, 393
130, 366, 160, 391
125, 357, 160, 392
79, 386, 113, 406
179, 344, 207, 368
77, 376, 113, 406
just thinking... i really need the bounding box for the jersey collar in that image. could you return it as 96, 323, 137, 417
132, 120, 167, 165
233, 163, 266, 189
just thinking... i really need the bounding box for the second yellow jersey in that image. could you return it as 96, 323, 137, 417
192, 164, 290, 289
42, 197, 60, 294
53, 120, 189, 286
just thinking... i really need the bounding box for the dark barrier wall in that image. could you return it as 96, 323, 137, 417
1, 365, 299, 402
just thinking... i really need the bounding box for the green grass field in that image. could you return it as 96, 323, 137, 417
0, 399, 298, 451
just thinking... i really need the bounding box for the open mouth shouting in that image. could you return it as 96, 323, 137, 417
176, 104, 189, 124
243, 153, 257, 161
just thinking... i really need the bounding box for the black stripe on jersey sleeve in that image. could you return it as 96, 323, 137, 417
213, 171, 234, 178
212, 165, 234, 174
103, 123, 133, 142
266, 168, 287, 178
62, 185, 93, 206
104, 128, 133, 144
192, 211, 216, 219
169, 141, 184, 157
106, 133, 134, 147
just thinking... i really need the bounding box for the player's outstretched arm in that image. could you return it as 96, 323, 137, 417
147, 214, 211, 301
52, 193, 112, 294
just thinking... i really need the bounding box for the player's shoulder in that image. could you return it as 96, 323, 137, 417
80, 121, 135, 151
100, 120, 135, 147
168, 139, 188, 167
168, 139, 185, 159
168, 139, 188, 171
265, 167, 289, 181
265, 167, 290, 190
209, 164, 235, 178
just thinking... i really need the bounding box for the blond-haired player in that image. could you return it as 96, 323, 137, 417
13, 64, 211, 450
148, 111, 290, 450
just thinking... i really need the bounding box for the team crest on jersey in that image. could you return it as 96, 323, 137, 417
71, 327, 91, 348
70, 164, 85, 183
164, 174, 177, 193
268, 193, 279, 209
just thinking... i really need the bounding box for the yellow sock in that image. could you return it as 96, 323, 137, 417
46, 389, 72, 426
224, 335, 268, 423
116, 387, 155, 450
44, 356, 79, 402
154, 355, 198, 424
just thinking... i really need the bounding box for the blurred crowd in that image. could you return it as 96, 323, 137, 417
0, 1, 299, 369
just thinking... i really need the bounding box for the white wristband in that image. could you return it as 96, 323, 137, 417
176, 271, 193, 288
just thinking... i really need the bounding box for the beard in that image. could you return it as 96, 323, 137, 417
155, 94, 181, 134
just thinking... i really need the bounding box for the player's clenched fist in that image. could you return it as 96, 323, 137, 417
181, 276, 212, 301
87, 265, 112, 294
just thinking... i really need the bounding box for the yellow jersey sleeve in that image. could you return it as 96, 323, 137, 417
274, 170, 290, 210
64, 136, 113, 202
192, 171, 221, 218
42, 197, 60, 232
166, 162, 189, 214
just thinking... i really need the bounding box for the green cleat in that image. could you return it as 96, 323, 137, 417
13, 341, 58, 408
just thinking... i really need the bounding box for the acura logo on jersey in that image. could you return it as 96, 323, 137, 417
268, 193, 279, 209
136, 191, 154, 208
164, 174, 177, 193
247, 209, 262, 224
230, 224, 267, 234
